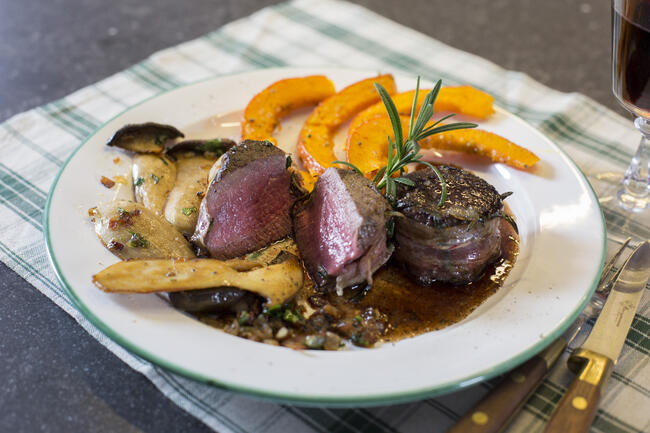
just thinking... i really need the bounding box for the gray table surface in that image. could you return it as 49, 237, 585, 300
0, 1, 629, 432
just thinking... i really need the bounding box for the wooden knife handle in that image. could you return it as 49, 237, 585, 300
543, 349, 614, 433
446, 356, 549, 433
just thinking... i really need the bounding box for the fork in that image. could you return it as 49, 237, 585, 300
445, 237, 632, 433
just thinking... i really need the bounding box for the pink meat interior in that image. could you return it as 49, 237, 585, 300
203, 155, 294, 259
294, 168, 364, 276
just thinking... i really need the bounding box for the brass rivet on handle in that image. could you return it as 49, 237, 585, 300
511, 372, 525, 383
471, 412, 489, 425
572, 396, 588, 410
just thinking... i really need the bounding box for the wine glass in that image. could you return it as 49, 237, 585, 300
611, 0, 650, 211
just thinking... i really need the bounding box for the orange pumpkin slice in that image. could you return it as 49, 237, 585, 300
297, 74, 397, 174
423, 129, 539, 169
241, 75, 336, 144
346, 115, 411, 174
348, 86, 495, 135
298, 169, 318, 192
346, 115, 539, 172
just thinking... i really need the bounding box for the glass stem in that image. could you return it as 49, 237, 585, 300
617, 117, 650, 210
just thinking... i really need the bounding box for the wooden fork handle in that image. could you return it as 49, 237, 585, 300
543, 349, 614, 433
446, 338, 565, 433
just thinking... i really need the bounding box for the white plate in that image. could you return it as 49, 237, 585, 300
45, 68, 605, 406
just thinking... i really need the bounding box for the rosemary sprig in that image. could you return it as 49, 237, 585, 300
335, 77, 477, 207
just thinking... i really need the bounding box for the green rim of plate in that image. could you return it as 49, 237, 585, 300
43, 67, 607, 407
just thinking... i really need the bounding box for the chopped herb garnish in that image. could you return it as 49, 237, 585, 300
127, 230, 149, 248
237, 311, 249, 325
263, 304, 282, 317
200, 138, 231, 156
282, 309, 303, 324
117, 207, 129, 216
354, 315, 363, 323
181, 207, 197, 216
134, 177, 145, 186
351, 333, 370, 347
247, 244, 270, 260
286, 155, 292, 169
150, 173, 160, 184
154, 134, 168, 146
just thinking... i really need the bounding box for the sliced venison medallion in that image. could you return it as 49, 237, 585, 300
192, 140, 301, 259
394, 166, 509, 285
293, 168, 392, 292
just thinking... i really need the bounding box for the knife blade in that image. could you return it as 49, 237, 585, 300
444, 238, 631, 433
544, 240, 650, 433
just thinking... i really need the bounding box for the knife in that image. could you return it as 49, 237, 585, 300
544, 240, 650, 433
444, 238, 632, 433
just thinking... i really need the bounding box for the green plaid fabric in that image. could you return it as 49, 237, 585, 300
1, 0, 648, 431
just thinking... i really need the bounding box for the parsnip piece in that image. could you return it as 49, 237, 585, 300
132, 154, 176, 215
92, 201, 194, 260
92, 254, 304, 305
163, 156, 212, 235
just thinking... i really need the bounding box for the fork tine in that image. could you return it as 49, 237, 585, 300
596, 237, 631, 291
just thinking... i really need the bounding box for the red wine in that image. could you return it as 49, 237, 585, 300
612, 0, 650, 117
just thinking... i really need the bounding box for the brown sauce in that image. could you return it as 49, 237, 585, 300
196, 218, 518, 348
321, 219, 518, 342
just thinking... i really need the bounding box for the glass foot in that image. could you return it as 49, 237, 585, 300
617, 117, 650, 212
617, 189, 649, 211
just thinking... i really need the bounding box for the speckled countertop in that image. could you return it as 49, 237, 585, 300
0, 1, 627, 432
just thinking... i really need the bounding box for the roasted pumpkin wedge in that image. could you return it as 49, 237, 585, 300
423, 129, 540, 169
346, 115, 412, 174
348, 86, 495, 135
241, 75, 336, 144
297, 74, 397, 174
346, 114, 539, 172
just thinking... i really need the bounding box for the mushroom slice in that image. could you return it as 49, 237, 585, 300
163, 156, 211, 235
165, 138, 235, 159
169, 287, 257, 314
91, 201, 194, 260
133, 154, 176, 216
92, 253, 303, 306
106, 122, 184, 153
164, 141, 228, 235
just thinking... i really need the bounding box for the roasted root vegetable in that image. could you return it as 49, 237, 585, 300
241, 75, 336, 144
297, 74, 397, 174
106, 122, 184, 153
423, 128, 540, 169
346, 115, 539, 171
346, 115, 412, 174
91, 201, 195, 260
132, 154, 177, 216
348, 86, 495, 134
92, 253, 304, 306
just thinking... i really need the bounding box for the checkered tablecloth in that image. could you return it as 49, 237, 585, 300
1, 0, 648, 432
